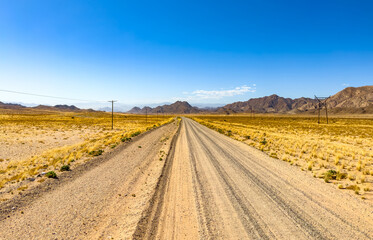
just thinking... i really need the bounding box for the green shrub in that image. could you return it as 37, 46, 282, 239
260, 138, 267, 145
89, 149, 103, 156
121, 137, 131, 142
45, 171, 57, 178
336, 172, 347, 180
60, 165, 70, 171
131, 131, 141, 137
324, 170, 341, 182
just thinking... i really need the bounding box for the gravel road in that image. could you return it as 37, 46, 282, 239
0, 121, 178, 239
137, 117, 373, 239
1, 117, 373, 239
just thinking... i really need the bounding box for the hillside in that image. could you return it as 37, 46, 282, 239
128, 106, 141, 113
3, 86, 372, 115
0, 102, 97, 113
327, 86, 373, 108
218, 95, 317, 114
218, 86, 373, 114
0, 101, 26, 110
33, 104, 81, 112
128, 101, 200, 114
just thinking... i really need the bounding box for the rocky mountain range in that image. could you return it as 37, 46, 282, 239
218, 86, 373, 114
0, 102, 92, 112
127, 86, 373, 114
217, 95, 318, 114
1, 86, 372, 114
128, 101, 200, 114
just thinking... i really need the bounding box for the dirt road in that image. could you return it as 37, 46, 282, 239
1, 118, 373, 239
0, 121, 178, 239
137, 118, 373, 239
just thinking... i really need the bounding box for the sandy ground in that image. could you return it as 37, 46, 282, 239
0, 126, 100, 168
1, 118, 373, 239
137, 118, 373, 239
0, 121, 178, 239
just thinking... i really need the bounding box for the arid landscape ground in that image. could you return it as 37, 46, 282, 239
193, 114, 373, 200
0, 106, 373, 239
0, 110, 173, 201
2, 1, 373, 238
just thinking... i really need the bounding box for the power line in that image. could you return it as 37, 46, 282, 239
0, 89, 106, 103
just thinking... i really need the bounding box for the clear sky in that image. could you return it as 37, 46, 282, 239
1, 0, 372, 108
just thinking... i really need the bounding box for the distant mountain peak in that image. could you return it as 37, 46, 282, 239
127, 101, 200, 114
218, 85, 373, 114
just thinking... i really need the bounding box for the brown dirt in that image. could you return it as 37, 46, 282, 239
136, 118, 373, 239
0, 121, 178, 239
1, 117, 373, 239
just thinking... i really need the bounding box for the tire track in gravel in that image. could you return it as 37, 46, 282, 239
185, 120, 275, 239
186, 119, 329, 239
187, 119, 372, 239
138, 117, 373, 239
0, 121, 178, 240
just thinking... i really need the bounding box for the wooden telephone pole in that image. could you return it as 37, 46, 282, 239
314, 96, 329, 124
108, 100, 117, 130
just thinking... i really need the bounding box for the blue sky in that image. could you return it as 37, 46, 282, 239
1, 0, 372, 108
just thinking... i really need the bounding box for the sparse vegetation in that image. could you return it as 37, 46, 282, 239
131, 131, 141, 137
121, 137, 131, 142
60, 165, 70, 171
89, 149, 104, 156
45, 171, 57, 179
0, 112, 173, 189
192, 115, 373, 196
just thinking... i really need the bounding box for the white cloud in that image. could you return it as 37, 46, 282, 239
342, 83, 350, 86
182, 85, 256, 100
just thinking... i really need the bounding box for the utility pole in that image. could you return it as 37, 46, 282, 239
314, 96, 329, 124
108, 100, 117, 130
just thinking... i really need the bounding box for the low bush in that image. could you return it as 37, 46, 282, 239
89, 149, 103, 156
131, 131, 141, 137
324, 170, 337, 182
60, 165, 70, 171
45, 171, 57, 178
260, 138, 267, 145
121, 137, 131, 142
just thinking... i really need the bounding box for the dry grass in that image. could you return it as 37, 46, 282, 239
0, 111, 173, 189
192, 115, 373, 197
